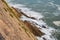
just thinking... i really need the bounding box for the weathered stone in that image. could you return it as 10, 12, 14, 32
24, 21, 44, 37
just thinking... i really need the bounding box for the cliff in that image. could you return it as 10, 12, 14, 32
0, 0, 37, 40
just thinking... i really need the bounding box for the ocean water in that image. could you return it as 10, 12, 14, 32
6, 0, 60, 40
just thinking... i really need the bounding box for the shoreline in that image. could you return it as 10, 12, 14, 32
12, 6, 56, 40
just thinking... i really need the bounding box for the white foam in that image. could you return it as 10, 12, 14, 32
48, 2, 55, 7
48, 2, 60, 16
36, 27, 56, 40
20, 15, 46, 28
56, 5, 60, 11
58, 7, 60, 10
38, 27, 56, 40
8, 3, 43, 19
49, 2, 60, 11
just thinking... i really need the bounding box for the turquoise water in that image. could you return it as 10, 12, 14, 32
6, 0, 60, 40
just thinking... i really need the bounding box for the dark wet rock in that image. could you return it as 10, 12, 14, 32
24, 21, 45, 37
30, 17, 36, 20
43, 37, 46, 40
42, 25, 46, 28
14, 7, 37, 20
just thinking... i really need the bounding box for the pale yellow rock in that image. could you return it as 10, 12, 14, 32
53, 21, 60, 26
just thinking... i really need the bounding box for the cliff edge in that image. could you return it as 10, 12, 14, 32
0, 0, 37, 40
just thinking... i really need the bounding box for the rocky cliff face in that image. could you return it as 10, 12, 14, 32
0, 0, 37, 40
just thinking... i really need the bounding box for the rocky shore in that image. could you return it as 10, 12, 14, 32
13, 7, 46, 36
0, 0, 46, 40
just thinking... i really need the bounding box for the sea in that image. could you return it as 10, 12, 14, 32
6, 0, 60, 40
